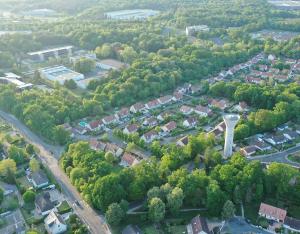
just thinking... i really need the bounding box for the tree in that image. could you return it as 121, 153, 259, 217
148, 197, 165, 223
74, 58, 95, 74
222, 200, 236, 220
0, 159, 17, 178
64, 79, 77, 90
0, 188, 3, 205
29, 158, 40, 172
167, 187, 184, 214
23, 190, 36, 204
25, 144, 35, 155
8, 145, 28, 165
52, 125, 70, 145
105, 152, 117, 164
206, 181, 226, 216
147, 187, 161, 202
234, 124, 250, 141
105, 203, 125, 226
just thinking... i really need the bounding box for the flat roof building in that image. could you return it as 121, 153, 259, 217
40, 66, 84, 85
186, 25, 210, 36
105, 9, 159, 20
28, 46, 73, 61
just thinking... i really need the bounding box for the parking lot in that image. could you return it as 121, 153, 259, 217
223, 217, 270, 234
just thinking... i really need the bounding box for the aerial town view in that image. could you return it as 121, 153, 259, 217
0, 0, 300, 234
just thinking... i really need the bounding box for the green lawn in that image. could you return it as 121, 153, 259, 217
57, 200, 72, 214
288, 154, 300, 163
1, 195, 19, 212
16, 176, 32, 190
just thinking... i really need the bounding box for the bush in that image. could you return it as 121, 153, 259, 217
23, 190, 36, 204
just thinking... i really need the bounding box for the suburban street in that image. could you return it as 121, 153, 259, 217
248, 144, 300, 167
0, 111, 110, 234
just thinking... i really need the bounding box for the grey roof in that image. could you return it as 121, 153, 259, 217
284, 216, 300, 230
31, 171, 49, 186
35, 192, 54, 212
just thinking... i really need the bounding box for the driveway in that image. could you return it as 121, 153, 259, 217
223, 217, 271, 234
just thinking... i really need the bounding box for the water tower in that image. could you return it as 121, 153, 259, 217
223, 114, 240, 158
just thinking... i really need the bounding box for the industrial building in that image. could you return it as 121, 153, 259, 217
105, 9, 159, 20
39, 66, 84, 85
28, 46, 73, 61
0, 73, 33, 90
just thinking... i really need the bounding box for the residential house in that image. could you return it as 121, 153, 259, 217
176, 84, 191, 94
183, 117, 198, 128
105, 143, 124, 157
240, 146, 257, 157
191, 85, 202, 94
141, 130, 158, 143
194, 105, 212, 117
209, 99, 228, 110
87, 120, 103, 131
277, 123, 289, 131
157, 95, 173, 105
265, 135, 288, 146
123, 124, 139, 135
44, 211, 67, 234
259, 203, 287, 222
0, 181, 16, 196
36, 192, 56, 216
102, 115, 118, 125
161, 121, 177, 134
145, 99, 161, 110
284, 217, 300, 233
122, 225, 143, 234
143, 117, 158, 127
115, 108, 130, 120
176, 136, 189, 147
254, 141, 272, 151
89, 139, 106, 151
234, 102, 249, 113
157, 111, 172, 122
245, 76, 263, 85
180, 105, 194, 115
283, 130, 298, 141
73, 125, 87, 135
30, 171, 49, 189
186, 215, 211, 234
130, 103, 146, 113
172, 92, 183, 102
120, 152, 140, 167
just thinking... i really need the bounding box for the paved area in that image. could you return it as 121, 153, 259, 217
0, 110, 110, 234
0, 209, 26, 234
248, 144, 300, 167
223, 217, 271, 234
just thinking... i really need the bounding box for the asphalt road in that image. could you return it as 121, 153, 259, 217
0, 111, 110, 234
248, 144, 300, 167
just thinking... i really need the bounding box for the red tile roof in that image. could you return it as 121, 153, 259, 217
259, 203, 287, 221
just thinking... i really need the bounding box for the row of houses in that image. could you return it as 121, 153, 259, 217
241, 124, 300, 156
259, 202, 300, 233
214, 53, 265, 81
89, 138, 145, 167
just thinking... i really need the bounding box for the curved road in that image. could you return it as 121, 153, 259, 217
248, 144, 300, 167
0, 110, 109, 234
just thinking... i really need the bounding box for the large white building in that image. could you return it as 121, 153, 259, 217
40, 66, 84, 85
186, 25, 210, 36
28, 46, 73, 61
0, 73, 33, 90
105, 9, 159, 20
